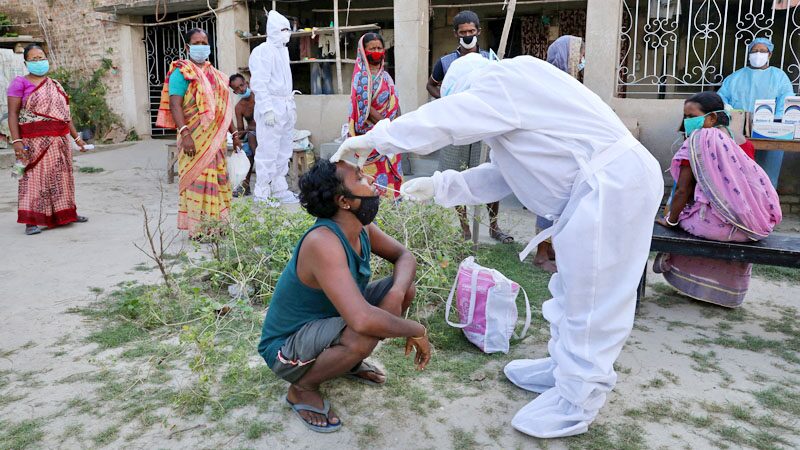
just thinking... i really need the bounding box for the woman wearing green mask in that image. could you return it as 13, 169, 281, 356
654, 91, 782, 307
7, 44, 89, 236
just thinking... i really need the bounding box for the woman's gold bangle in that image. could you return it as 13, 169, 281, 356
410, 327, 427, 340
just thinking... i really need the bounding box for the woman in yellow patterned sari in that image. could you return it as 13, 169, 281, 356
156, 28, 240, 237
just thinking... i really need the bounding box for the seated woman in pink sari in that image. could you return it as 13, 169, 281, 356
347, 32, 402, 198
654, 92, 782, 307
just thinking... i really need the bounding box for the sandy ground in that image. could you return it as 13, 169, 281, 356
1, 140, 799, 449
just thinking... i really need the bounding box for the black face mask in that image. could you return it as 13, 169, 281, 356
345, 194, 380, 225
459, 35, 478, 49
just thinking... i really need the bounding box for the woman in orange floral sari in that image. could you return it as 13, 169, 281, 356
157, 28, 239, 237
7, 44, 89, 236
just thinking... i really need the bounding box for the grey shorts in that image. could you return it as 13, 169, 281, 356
439, 141, 483, 172
270, 276, 395, 383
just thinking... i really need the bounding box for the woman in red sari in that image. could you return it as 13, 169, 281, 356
347, 32, 402, 198
7, 44, 88, 235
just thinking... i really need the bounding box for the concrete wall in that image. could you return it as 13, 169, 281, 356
394, 0, 430, 111
583, 0, 672, 185
293, 94, 349, 150
584, 0, 800, 203
0, 0, 128, 135
116, 15, 151, 137
216, 0, 250, 77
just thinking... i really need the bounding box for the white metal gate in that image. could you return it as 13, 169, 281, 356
618, 0, 800, 98
144, 14, 219, 135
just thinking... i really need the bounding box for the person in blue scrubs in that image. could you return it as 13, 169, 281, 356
718, 37, 797, 187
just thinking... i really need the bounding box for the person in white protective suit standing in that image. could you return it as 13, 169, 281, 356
249, 10, 299, 204
330, 53, 663, 438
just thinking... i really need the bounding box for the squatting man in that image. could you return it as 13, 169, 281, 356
331, 53, 663, 438
258, 160, 432, 433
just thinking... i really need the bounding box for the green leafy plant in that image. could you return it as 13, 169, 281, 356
0, 14, 12, 37
50, 58, 120, 138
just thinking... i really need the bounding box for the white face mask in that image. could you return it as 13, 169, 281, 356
280, 30, 291, 45
749, 52, 769, 68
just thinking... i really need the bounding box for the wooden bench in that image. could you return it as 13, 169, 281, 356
637, 223, 800, 301
165, 142, 236, 184
166, 142, 178, 184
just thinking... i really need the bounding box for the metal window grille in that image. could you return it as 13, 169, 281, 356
617, 0, 800, 98
145, 14, 219, 136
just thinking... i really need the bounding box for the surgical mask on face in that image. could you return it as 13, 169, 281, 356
365, 50, 385, 65
189, 44, 211, 62
26, 60, 49, 76
459, 35, 478, 50
346, 194, 380, 225
748, 51, 769, 68
683, 110, 725, 137
280, 30, 291, 45
578, 57, 586, 72
237, 87, 252, 99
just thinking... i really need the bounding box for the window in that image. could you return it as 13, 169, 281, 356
617, 0, 800, 98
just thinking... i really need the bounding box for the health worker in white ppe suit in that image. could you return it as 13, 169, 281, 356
249, 10, 298, 204
331, 53, 663, 438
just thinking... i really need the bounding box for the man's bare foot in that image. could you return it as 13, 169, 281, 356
534, 259, 558, 273
348, 361, 386, 385
287, 384, 340, 428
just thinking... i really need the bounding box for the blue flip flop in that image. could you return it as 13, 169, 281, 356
284, 396, 342, 433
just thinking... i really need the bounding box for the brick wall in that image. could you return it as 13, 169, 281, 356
778, 153, 800, 214
0, 0, 125, 120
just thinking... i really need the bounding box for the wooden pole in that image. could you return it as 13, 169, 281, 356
473, 0, 516, 248
497, 0, 517, 60
333, 0, 344, 94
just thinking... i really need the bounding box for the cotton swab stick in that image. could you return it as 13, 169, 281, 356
374, 183, 402, 195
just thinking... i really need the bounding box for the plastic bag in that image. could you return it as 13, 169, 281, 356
445, 256, 531, 353
227, 149, 251, 189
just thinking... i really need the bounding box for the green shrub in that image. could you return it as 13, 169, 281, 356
50, 58, 120, 137
0, 14, 12, 37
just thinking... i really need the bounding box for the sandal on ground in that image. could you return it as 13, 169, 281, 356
344, 360, 386, 386
490, 229, 514, 244
76, 215, 88, 223
25, 225, 42, 235
284, 396, 342, 433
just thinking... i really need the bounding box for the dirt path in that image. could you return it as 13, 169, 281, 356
1, 141, 798, 449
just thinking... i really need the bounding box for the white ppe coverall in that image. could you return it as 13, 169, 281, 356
359, 56, 663, 438
249, 10, 296, 201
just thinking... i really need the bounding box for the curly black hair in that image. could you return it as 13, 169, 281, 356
453, 10, 480, 31
299, 160, 347, 218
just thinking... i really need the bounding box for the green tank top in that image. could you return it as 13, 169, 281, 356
258, 218, 372, 367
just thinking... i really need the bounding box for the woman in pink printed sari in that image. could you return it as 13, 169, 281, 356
7, 44, 89, 236
654, 92, 782, 307
347, 32, 402, 198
